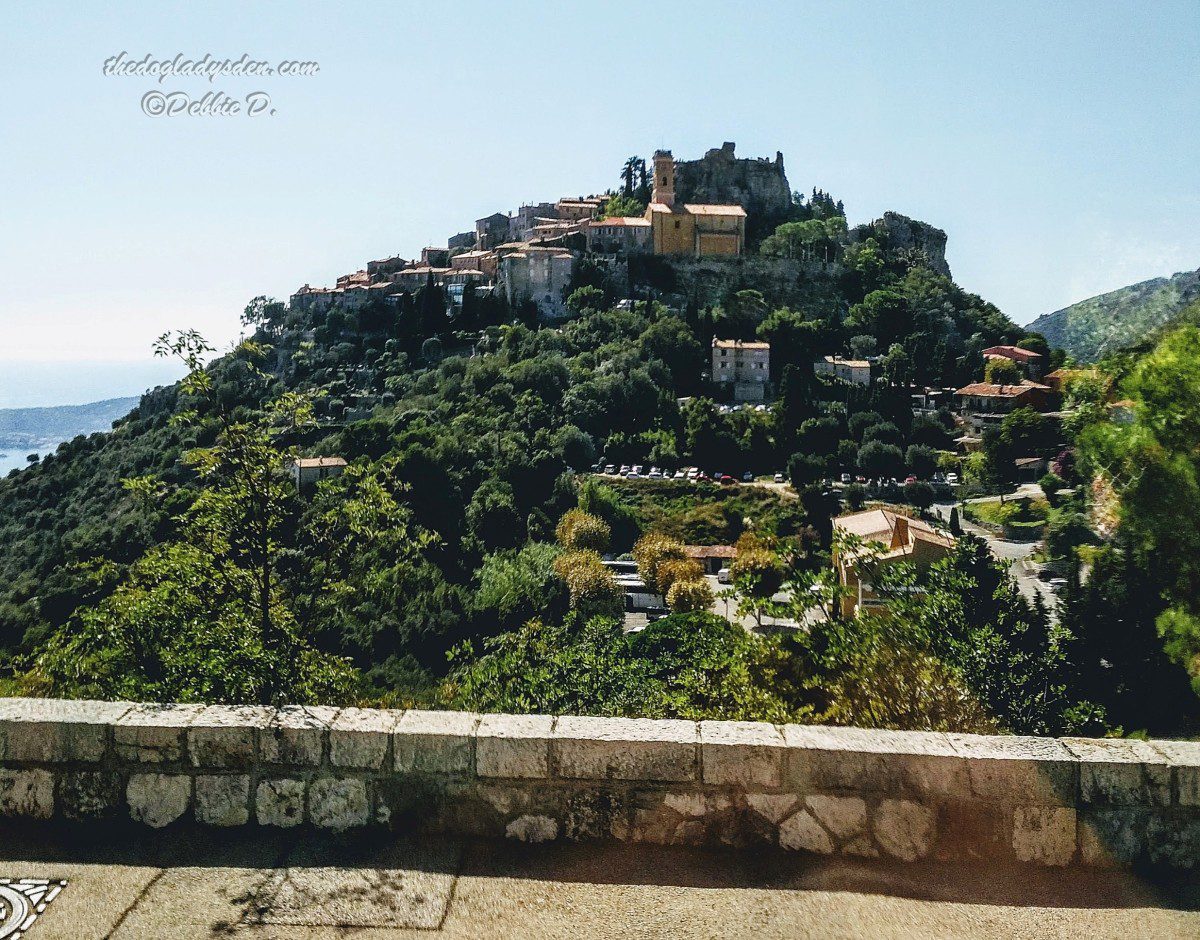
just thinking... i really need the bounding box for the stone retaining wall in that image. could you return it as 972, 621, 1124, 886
1, 698, 1198, 868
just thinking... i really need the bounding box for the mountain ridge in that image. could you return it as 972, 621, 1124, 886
0, 396, 139, 449
1029, 267, 1200, 362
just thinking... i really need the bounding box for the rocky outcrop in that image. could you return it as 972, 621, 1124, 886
850, 211, 951, 279
673, 142, 792, 221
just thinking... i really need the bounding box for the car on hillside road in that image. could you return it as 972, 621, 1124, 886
773, 472, 785, 483
946, 472, 960, 485
742, 471, 755, 482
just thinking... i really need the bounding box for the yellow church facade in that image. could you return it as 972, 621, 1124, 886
644, 151, 746, 257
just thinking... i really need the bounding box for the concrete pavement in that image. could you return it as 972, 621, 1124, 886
2, 823, 1199, 938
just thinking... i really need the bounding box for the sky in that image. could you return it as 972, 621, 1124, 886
1, 1, 1198, 404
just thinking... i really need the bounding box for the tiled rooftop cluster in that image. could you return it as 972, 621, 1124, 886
1, 698, 1198, 868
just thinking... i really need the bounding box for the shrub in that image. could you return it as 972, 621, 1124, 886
667, 578, 715, 613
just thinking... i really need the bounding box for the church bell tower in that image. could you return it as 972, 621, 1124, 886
651, 150, 675, 208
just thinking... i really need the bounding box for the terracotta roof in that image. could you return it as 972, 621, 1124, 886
955, 383, 1036, 398
982, 345, 1043, 362
821, 356, 871, 368
683, 204, 747, 217
834, 508, 954, 557
684, 545, 737, 559
590, 216, 651, 227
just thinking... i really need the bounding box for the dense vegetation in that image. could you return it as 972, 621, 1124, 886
2, 197, 1198, 738
1029, 266, 1200, 362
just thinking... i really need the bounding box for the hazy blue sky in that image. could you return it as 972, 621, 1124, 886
1, 1, 1198, 395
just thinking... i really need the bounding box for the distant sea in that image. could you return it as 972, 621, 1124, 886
0, 360, 186, 477
0, 359, 185, 410
0, 446, 56, 476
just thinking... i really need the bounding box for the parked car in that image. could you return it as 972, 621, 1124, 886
946, 472, 959, 485
840, 473, 852, 484
686, 468, 699, 479
625, 470, 639, 479
619, 465, 630, 475
720, 475, 737, 486
632, 465, 644, 476
717, 568, 732, 584
604, 464, 616, 475
1048, 578, 1069, 593
773, 472, 785, 483
905, 475, 918, 484
648, 468, 663, 479
742, 471, 754, 482
673, 469, 686, 479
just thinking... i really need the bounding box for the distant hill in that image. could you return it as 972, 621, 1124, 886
1029, 268, 1200, 362
0, 397, 138, 450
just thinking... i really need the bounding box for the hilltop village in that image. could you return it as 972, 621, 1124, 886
292, 143, 807, 321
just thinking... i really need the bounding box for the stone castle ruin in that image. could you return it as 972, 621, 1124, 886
672, 142, 793, 222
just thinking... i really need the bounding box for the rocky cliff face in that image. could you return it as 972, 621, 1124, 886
673, 142, 792, 221
849, 212, 951, 279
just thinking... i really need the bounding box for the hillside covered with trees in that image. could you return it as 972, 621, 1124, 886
2, 190, 1196, 739
1030, 267, 1200, 362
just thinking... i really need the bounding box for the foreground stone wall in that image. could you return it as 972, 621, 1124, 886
1, 699, 1198, 868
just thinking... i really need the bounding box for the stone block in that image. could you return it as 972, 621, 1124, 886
59, 770, 122, 820
309, 777, 370, 830
1062, 737, 1170, 806
555, 716, 696, 782
329, 707, 401, 769
700, 720, 785, 788
1145, 739, 1200, 806
256, 778, 306, 828
629, 789, 734, 846
195, 774, 250, 826
784, 725, 966, 800
746, 793, 799, 825
1079, 808, 1150, 867
779, 806, 834, 854
505, 814, 558, 842
1012, 806, 1076, 866
0, 768, 53, 818
806, 794, 869, 844
1146, 812, 1200, 867
476, 714, 554, 779
948, 733, 1076, 805
113, 704, 206, 763
873, 799, 936, 862
127, 773, 191, 828
394, 710, 479, 774
0, 697, 130, 763
262, 706, 339, 766
188, 705, 270, 769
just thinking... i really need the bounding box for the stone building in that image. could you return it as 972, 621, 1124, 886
290, 456, 347, 491
475, 212, 510, 249
508, 202, 557, 241
498, 247, 576, 321
585, 216, 652, 254
712, 338, 769, 401
555, 196, 606, 221
814, 355, 873, 386
447, 231, 475, 250
645, 151, 746, 257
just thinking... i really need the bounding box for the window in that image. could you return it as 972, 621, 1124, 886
674, 220, 681, 230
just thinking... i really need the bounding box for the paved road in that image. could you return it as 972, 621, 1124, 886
931, 498, 1059, 613
3, 823, 1198, 939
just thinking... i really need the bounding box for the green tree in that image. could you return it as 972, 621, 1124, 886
29, 331, 426, 704
984, 356, 1022, 384
555, 508, 611, 553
